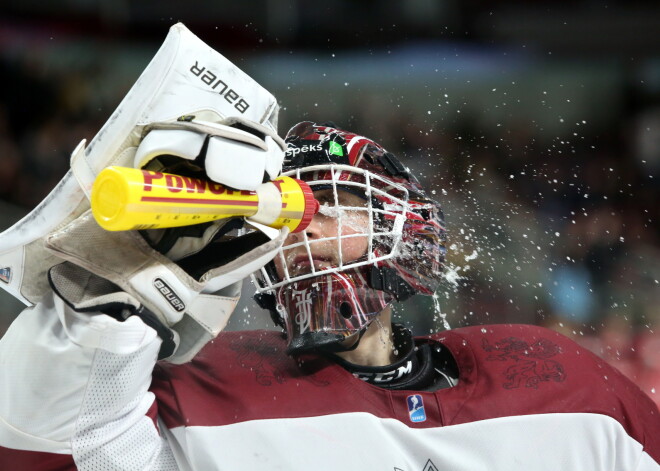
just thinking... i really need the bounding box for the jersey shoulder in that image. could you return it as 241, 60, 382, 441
427, 324, 660, 461
151, 330, 362, 428
153, 329, 296, 391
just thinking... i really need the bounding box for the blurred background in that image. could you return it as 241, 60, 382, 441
0, 1, 658, 404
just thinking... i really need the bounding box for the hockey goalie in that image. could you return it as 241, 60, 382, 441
0, 23, 658, 471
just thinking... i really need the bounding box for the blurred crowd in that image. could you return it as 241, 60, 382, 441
0, 48, 658, 406
393, 104, 660, 406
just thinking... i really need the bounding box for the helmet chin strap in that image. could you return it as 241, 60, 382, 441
324, 327, 369, 353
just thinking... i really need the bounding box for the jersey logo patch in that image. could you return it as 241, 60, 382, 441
0, 266, 11, 284
482, 336, 566, 389
406, 394, 426, 422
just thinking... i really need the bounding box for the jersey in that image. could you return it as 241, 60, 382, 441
0, 293, 659, 470
152, 325, 660, 470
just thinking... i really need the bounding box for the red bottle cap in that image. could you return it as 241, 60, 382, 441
291, 178, 319, 232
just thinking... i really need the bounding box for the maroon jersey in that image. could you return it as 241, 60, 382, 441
2, 309, 659, 470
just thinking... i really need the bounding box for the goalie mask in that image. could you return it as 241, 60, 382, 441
254, 121, 446, 354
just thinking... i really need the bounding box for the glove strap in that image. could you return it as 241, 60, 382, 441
48, 262, 177, 360
133, 306, 177, 360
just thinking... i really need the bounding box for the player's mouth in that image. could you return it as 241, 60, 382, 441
290, 254, 334, 275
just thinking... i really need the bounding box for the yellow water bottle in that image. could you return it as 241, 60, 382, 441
91, 166, 319, 232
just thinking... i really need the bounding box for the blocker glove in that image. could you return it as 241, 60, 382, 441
46, 210, 287, 364
44, 117, 288, 364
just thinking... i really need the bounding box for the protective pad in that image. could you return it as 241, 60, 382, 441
0, 23, 281, 306
133, 119, 285, 191
44, 211, 288, 362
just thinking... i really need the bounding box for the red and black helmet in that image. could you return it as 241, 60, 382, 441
253, 121, 446, 354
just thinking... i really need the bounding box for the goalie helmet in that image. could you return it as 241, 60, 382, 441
254, 121, 446, 354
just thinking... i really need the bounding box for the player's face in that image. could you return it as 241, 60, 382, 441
274, 188, 369, 279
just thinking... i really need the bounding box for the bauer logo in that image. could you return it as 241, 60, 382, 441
0, 266, 11, 284
407, 394, 427, 423
153, 278, 185, 312
189, 61, 250, 114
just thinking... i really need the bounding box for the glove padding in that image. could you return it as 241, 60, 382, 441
45, 210, 288, 363
134, 116, 286, 191
48, 261, 179, 359
42, 115, 288, 363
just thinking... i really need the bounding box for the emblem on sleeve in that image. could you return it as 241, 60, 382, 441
482, 336, 566, 389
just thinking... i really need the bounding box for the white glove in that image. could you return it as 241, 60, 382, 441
134, 115, 285, 191
0, 23, 284, 309
45, 210, 288, 363
43, 114, 288, 363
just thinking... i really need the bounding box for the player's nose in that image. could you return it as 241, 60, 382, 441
285, 207, 337, 245
302, 212, 333, 240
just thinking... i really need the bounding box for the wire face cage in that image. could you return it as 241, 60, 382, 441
251, 125, 446, 353
253, 164, 411, 293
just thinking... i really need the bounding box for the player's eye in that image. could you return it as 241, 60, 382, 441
315, 193, 335, 205
336, 191, 367, 208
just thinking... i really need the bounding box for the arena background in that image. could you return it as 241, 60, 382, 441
0, 1, 658, 405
